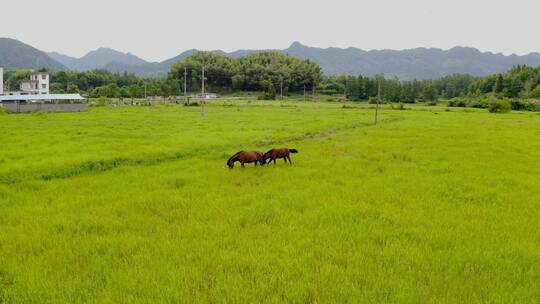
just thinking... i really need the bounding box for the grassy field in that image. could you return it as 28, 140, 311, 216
1, 100, 540, 303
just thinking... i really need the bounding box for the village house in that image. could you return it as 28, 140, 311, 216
18, 72, 50, 95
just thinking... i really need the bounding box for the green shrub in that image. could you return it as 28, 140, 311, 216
488, 98, 511, 113
368, 97, 379, 104
510, 99, 527, 111
0, 107, 7, 115
447, 98, 467, 108
527, 101, 540, 112
257, 94, 276, 100
469, 99, 489, 109
509, 100, 540, 112
529, 85, 540, 99
391, 103, 405, 110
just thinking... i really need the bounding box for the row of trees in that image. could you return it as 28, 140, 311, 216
4, 54, 540, 102
319, 75, 435, 102
320, 65, 540, 102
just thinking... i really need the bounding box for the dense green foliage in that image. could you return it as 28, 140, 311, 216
1, 101, 539, 302
330, 65, 540, 103
448, 96, 540, 112
167, 51, 322, 96
487, 97, 512, 113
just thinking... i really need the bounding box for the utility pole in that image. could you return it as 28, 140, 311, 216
375, 81, 381, 125
280, 77, 283, 104
144, 83, 147, 101
303, 84, 306, 101
184, 67, 187, 105
201, 66, 205, 117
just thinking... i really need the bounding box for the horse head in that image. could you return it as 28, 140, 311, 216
261, 150, 274, 165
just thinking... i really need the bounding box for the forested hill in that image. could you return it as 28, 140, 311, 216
283, 42, 540, 80
0, 38, 66, 71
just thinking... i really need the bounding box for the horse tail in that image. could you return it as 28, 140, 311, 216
289, 149, 299, 153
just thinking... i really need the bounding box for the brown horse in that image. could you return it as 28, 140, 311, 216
262, 148, 298, 165
227, 151, 265, 168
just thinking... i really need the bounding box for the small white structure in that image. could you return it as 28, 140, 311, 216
193, 93, 218, 99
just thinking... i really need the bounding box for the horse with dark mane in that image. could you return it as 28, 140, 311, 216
262, 148, 298, 165
227, 151, 265, 168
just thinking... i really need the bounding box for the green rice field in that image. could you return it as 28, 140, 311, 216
1, 101, 539, 303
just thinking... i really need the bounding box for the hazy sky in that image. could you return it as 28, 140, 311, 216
1, 0, 538, 62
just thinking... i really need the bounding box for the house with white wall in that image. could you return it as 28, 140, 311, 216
26, 72, 49, 94
1, 70, 51, 95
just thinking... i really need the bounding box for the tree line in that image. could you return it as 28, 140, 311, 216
324, 65, 540, 103
3, 53, 540, 103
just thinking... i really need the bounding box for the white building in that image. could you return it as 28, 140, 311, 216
28, 72, 49, 94
5, 71, 51, 95
0, 69, 51, 96
192, 93, 218, 99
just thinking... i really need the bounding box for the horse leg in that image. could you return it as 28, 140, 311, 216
287, 155, 292, 164
241, 162, 245, 167
273, 158, 276, 165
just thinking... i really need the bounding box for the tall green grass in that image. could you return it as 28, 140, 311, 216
1, 101, 539, 303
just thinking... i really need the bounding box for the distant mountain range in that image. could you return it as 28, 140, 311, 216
2, 38, 540, 80
282, 42, 540, 80
51, 49, 198, 78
